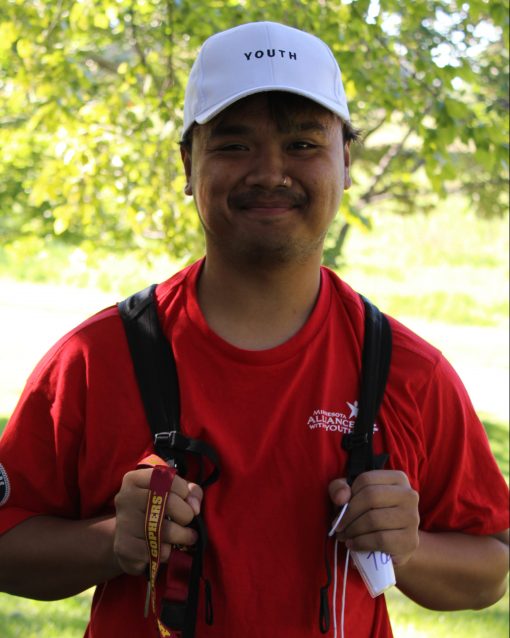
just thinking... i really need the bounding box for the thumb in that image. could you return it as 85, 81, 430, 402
328, 478, 351, 506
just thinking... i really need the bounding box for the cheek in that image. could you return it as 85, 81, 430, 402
314, 165, 344, 206
193, 170, 226, 221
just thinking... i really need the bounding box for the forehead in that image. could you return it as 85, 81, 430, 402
197, 92, 341, 138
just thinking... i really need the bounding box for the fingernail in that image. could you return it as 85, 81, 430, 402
187, 496, 201, 516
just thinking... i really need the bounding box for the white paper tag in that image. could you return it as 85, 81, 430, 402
351, 550, 396, 597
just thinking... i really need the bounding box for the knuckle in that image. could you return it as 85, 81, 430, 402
395, 470, 409, 484
176, 508, 194, 527
121, 470, 138, 487
172, 475, 189, 498
404, 484, 419, 502
365, 508, 380, 529
368, 485, 384, 507
168, 522, 197, 547
184, 509, 195, 525
374, 530, 387, 549
167, 497, 194, 526
354, 473, 369, 489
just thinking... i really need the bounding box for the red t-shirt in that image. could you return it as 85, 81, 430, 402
0, 261, 508, 638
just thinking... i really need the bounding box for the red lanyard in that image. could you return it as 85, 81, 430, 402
140, 456, 178, 637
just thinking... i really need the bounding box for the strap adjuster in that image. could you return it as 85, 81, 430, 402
341, 432, 369, 451
154, 431, 185, 472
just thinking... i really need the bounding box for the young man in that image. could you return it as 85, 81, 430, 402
0, 21, 508, 638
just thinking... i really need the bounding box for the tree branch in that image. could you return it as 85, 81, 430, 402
128, 6, 162, 93
43, 0, 65, 45
85, 52, 120, 74
164, 0, 175, 91
361, 114, 388, 142
358, 127, 415, 205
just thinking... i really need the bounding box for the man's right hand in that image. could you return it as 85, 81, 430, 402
113, 468, 203, 575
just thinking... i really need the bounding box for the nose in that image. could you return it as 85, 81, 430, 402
243, 144, 287, 190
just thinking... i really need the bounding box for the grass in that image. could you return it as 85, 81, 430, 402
0, 586, 507, 638
0, 591, 92, 638
339, 204, 509, 326
387, 586, 510, 638
0, 205, 508, 636
0, 239, 181, 299
482, 416, 510, 483
1, 201, 508, 325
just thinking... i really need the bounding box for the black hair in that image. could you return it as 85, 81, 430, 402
179, 91, 362, 150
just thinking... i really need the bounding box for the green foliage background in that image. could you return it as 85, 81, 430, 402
0, 0, 508, 268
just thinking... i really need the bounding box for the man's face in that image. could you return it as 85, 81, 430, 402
181, 93, 351, 267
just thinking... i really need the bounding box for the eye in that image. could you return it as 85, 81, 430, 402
289, 140, 318, 151
217, 143, 249, 152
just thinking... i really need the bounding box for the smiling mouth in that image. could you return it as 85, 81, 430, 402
230, 191, 307, 214
243, 203, 296, 215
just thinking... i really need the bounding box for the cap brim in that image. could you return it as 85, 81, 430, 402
193, 85, 350, 126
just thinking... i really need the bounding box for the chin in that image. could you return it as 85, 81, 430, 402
227, 236, 323, 268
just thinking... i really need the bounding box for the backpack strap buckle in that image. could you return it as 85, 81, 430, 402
341, 432, 369, 451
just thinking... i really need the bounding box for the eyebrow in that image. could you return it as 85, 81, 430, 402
289, 121, 329, 134
209, 123, 254, 138
208, 120, 329, 139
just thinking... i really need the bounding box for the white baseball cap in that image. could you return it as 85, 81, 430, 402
182, 21, 350, 135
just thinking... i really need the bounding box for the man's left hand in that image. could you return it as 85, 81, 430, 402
328, 470, 420, 566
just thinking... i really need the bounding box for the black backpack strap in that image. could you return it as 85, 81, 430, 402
341, 295, 392, 484
118, 285, 220, 637
118, 284, 220, 484
320, 295, 392, 633
118, 284, 180, 448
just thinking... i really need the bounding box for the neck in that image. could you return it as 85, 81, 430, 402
197, 253, 322, 350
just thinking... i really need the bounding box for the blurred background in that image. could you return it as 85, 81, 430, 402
0, 0, 508, 636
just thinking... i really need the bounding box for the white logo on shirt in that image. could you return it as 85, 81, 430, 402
347, 400, 359, 419
307, 401, 379, 434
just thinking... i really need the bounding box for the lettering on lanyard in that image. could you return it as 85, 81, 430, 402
141, 462, 177, 637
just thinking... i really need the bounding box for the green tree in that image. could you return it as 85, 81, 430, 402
0, 0, 508, 267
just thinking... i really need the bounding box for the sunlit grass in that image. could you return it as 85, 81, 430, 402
482, 415, 509, 483
387, 585, 509, 638
1, 204, 508, 324
0, 590, 92, 638
340, 206, 509, 326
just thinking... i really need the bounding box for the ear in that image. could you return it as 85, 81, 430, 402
180, 146, 193, 196
343, 143, 352, 190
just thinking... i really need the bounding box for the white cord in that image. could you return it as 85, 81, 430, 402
341, 549, 350, 638
329, 502, 349, 537
332, 539, 350, 638
329, 503, 351, 638
333, 538, 339, 638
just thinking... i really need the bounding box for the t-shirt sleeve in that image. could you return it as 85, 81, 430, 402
415, 354, 509, 535
0, 333, 87, 535
0, 306, 155, 537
